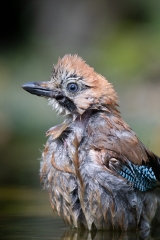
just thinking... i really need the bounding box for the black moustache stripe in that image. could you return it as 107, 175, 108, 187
56, 96, 77, 112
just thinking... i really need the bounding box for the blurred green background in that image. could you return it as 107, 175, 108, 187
0, 0, 160, 217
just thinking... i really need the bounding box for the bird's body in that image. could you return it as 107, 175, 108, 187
22, 55, 160, 231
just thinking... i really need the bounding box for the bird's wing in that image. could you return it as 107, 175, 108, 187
82, 111, 160, 191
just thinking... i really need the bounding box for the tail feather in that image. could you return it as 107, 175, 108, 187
145, 150, 160, 181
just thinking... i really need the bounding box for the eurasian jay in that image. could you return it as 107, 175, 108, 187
22, 55, 160, 231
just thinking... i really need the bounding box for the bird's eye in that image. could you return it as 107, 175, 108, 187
67, 82, 79, 93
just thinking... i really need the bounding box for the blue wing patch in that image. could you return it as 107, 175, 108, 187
118, 162, 156, 191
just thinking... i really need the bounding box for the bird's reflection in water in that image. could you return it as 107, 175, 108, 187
1, 216, 160, 240
61, 228, 151, 240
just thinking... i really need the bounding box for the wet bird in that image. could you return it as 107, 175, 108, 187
22, 55, 160, 231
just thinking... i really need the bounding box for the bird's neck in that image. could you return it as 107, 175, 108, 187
90, 103, 121, 118
72, 105, 121, 131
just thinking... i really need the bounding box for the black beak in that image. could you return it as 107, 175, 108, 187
22, 81, 57, 98
22, 81, 77, 112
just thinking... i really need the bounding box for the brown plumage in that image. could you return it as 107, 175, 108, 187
22, 54, 160, 231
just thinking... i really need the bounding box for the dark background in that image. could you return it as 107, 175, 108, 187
0, 0, 160, 217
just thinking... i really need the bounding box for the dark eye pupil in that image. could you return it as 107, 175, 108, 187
67, 83, 78, 92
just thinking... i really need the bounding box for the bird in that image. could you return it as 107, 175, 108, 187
22, 54, 160, 231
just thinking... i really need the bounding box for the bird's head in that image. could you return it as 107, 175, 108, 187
22, 55, 118, 118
